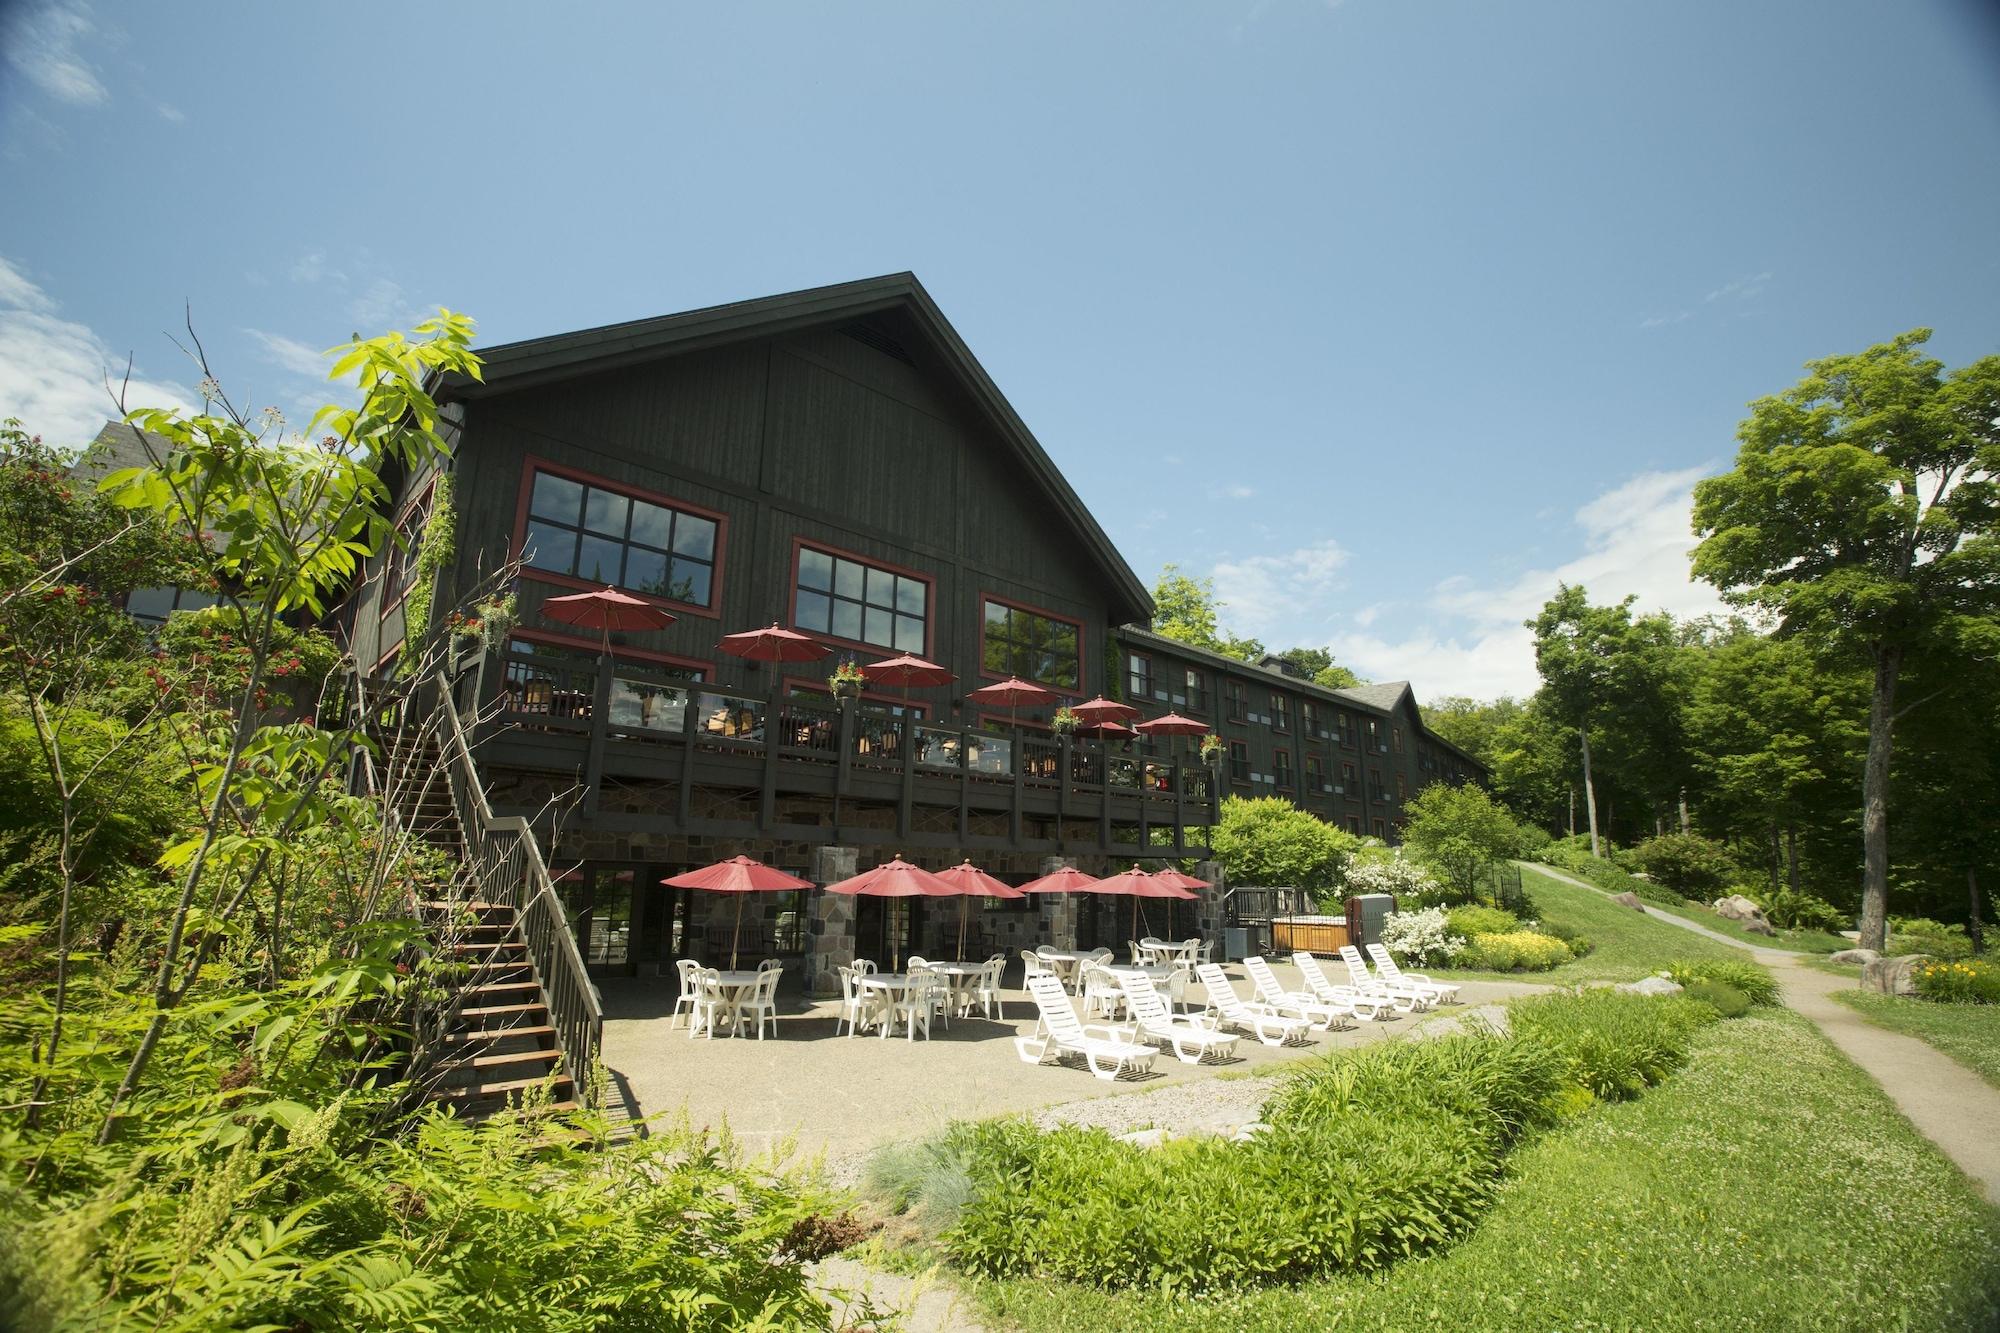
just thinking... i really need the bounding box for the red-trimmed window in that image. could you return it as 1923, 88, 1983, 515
384, 481, 436, 609
1305, 753, 1326, 794
1228, 740, 1250, 785
981, 598, 1081, 691
794, 546, 927, 653
521, 467, 719, 607
1341, 760, 1358, 790
1270, 693, 1291, 733
1226, 680, 1247, 722
1180, 667, 1208, 714
1392, 725, 1405, 754
1273, 748, 1294, 789
1126, 652, 1153, 700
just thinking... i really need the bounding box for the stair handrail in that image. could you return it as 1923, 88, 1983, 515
428, 671, 603, 1104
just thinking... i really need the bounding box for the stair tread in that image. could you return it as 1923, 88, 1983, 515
466, 981, 542, 995
433, 1072, 576, 1099
457, 1002, 549, 1018
445, 1024, 557, 1043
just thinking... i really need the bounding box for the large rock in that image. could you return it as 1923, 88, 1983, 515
1828, 948, 1881, 966
1618, 975, 1685, 997
1611, 891, 1647, 912
1862, 954, 1932, 996
1713, 894, 1776, 936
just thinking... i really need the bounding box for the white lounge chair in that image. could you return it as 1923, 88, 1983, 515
1292, 952, 1394, 1021
1367, 942, 1461, 1004
1014, 975, 1157, 1080
1120, 973, 1240, 1064
1339, 945, 1430, 1012
1195, 963, 1313, 1046
1243, 955, 1354, 1030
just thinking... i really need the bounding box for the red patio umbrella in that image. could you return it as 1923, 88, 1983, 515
1137, 709, 1212, 772
541, 586, 677, 655
935, 859, 1024, 961
821, 854, 959, 971
1092, 864, 1200, 942
1070, 696, 1140, 725
965, 676, 1057, 732
718, 622, 831, 701
860, 653, 956, 729
663, 855, 815, 970
1079, 720, 1138, 740
1018, 865, 1101, 894
1150, 867, 1211, 938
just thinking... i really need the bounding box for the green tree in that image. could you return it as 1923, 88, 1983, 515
1421, 695, 1524, 770
1399, 781, 1524, 897
1208, 795, 1359, 898
1528, 584, 1637, 858
1274, 645, 1364, 689
1150, 564, 1265, 661
1691, 329, 2000, 951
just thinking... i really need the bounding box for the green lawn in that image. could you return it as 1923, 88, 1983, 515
1441, 864, 1749, 984
968, 1010, 2000, 1332
1644, 896, 1849, 953
1832, 990, 2000, 1091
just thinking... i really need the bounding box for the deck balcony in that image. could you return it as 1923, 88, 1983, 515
453, 648, 1218, 858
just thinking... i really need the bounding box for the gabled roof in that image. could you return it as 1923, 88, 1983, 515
435, 272, 1152, 623
1328, 680, 1411, 713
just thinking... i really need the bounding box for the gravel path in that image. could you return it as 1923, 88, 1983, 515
1027, 1069, 1280, 1139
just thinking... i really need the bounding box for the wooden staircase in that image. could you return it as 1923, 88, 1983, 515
380, 723, 584, 1119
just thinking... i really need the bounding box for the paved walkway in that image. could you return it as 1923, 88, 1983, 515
1528, 862, 2000, 1204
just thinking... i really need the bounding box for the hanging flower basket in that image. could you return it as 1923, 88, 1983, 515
1051, 706, 1080, 736
828, 660, 865, 700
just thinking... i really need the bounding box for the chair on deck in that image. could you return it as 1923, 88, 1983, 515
1080, 964, 1126, 1021
1014, 976, 1156, 1081
1120, 973, 1239, 1065
886, 972, 939, 1041
970, 954, 1007, 1020
671, 958, 702, 1029
1021, 948, 1054, 987
1195, 963, 1313, 1047
1293, 952, 1393, 1022
732, 966, 782, 1040
1243, 955, 1353, 1031
836, 964, 880, 1037
686, 968, 727, 1040
1367, 942, 1461, 1005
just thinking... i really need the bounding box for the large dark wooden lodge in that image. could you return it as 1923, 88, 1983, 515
343, 274, 1484, 991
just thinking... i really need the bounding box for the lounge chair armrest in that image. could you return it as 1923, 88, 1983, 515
1081, 1022, 1137, 1043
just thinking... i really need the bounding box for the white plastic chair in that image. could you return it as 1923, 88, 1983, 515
1127, 940, 1145, 965
1080, 964, 1126, 1021
1163, 962, 1193, 1016
836, 964, 880, 1037
1021, 948, 1052, 987
671, 958, 701, 1029
1339, 945, 1429, 1012
887, 972, 937, 1041
1120, 973, 1239, 1064
1195, 962, 1312, 1046
732, 965, 781, 1039
851, 958, 877, 976
972, 954, 1007, 1020
1367, 942, 1461, 1004
1014, 975, 1157, 1080
686, 967, 726, 1040
1293, 952, 1393, 1022
1243, 955, 1353, 1031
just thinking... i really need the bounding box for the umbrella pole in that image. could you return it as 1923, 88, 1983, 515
958, 897, 968, 962
731, 898, 743, 971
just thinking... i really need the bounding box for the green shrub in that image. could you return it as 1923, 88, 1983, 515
944, 990, 1710, 1295
863, 1130, 978, 1233
1750, 886, 1849, 933
1664, 957, 1780, 1005
1447, 905, 1520, 939
1912, 959, 2000, 1004
1463, 930, 1572, 971
1629, 833, 1739, 896
1890, 918, 1974, 961
1533, 843, 1687, 906
1508, 990, 1717, 1101
1686, 978, 1752, 1017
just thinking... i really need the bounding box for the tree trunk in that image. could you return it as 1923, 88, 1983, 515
1678, 788, 1690, 835
1857, 646, 1901, 952
1971, 867, 1985, 955
1567, 786, 1576, 838
1768, 822, 1781, 892
1579, 726, 1601, 858
1786, 822, 1800, 894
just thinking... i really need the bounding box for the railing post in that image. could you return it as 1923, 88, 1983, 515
1173, 759, 1187, 857
897, 718, 916, 839
758, 687, 780, 830
957, 724, 971, 843
1010, 728, 1024, 846
833, 698, 853, 840
583, 655, 613, 816
677, 692, 696, 826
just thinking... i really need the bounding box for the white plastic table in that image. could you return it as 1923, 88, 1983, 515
925, 961, 990, 1015
698, 968, 776, 1036
856, 972, 940, 1039
1035, 948, 1098, 991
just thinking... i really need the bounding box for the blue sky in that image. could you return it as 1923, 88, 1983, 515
4, 0, 1997, 698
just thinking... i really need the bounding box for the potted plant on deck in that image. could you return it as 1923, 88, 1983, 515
828, 659, 866, 701
1051, 705, 1080, 738
1199, 732, 1224, 766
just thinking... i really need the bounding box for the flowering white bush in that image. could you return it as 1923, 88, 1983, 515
1379, 906, 1466, 966
1344, 856, 1443, 902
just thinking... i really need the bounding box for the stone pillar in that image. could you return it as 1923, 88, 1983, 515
806, 845, 860, 997
1037, 855, 1080, 950
1193, 859, 1228, 942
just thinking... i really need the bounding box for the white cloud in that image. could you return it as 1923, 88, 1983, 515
3, 3, 107, 105
0, 255, 195, 447
244, 328, 330, 379
350, 276, 412, 329
1329, 465, 1731, 699
1705, 271, 1772, 304
1210, 482, 1256, 502
157, 102, 185, 124
1639, 310, 1690, 330
1209, 538, 1351, 642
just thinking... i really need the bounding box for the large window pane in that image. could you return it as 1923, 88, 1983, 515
628, 499, 672, 548
623, 546, 667, 593
576, 535, 623, 584
673, 514, 716, 560
895, 615, 924, 652
833, 558, 864, 600
831, 599, 863, 641
982, 599, 1080, 688
865, 566, 895, 609
896, 579, 925, 615
864, 605, 894, 647
584, 489, 629, 538
523, 521, 577, 574
798, 548, 833, 591
530, 472, 585, 524
796, 590, 831, 633
671, 560, 712, 606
